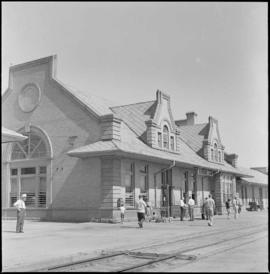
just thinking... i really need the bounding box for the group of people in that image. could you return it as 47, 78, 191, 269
14, 192, 243, 233
225, 196, 242, 219
120, 194, 153, 228
121, 194, 216, 228
186, 194, 215, 226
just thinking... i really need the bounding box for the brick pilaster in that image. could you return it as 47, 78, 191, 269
214, 173, 224, 214
100, 156, 121, 210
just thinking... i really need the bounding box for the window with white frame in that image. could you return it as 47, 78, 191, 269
9, 128, 50, 208
170, 136, 174, 150
218, 151, 221, 162
139, 165, 149, 200
223, 175, 233, 202
163, 125, 169, 149
158, 132, 162, 148
124, 162, 135, 207
214, 143, 218, 162
211, 149, 214, 161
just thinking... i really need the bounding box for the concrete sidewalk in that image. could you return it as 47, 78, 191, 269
2, 211, 268, 272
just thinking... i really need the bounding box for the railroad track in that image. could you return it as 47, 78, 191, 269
34, 224, 267, 272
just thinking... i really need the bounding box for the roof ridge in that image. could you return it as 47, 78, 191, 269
111, 100, 155, 109
178, 123, 208, 127
56, 80, 117, 105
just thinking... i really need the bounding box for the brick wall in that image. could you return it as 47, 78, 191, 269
2, 58, 104, 221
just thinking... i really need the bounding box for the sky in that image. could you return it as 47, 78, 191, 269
2, 2, 268, 168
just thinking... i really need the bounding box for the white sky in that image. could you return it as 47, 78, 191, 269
2, 2, 268, 168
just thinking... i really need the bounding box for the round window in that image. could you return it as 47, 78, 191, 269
18, 83, 41, 112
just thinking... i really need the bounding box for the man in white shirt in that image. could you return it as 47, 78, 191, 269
136, 194, 147, 228
188, 196, 195, 221
232, 197, 238, 219
206, 194, 215, 226
14, 193, 27, 233
180, 198, 185, 221
120, 203, 125, 224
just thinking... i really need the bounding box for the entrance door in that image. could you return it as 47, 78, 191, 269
161, 169, 172, 217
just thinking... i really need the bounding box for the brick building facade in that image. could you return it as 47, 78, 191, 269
2, 55, 268, 222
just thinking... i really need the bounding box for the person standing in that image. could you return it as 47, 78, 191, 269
14, 193, 27, 233
145, 198, 152, 222
232, 197, 238, 219
206, 194, 215, 226
188, 196, 195, 221
136, 194, 147, 228
180, 197, 185, 221
202, 197, 208, 220
120, 203, 125, 224
238, 198, 242, 214
225, 199, 231, 219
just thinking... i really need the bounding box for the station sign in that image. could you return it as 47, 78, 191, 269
198, 168, 214, 177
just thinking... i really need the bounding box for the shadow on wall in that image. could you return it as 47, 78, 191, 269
49, 156, 101, 222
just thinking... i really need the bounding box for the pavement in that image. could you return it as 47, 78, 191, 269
2, 210, 268, 272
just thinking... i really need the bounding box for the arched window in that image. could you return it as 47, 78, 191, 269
211, 149, 214, 161
163, 125, 169, 149
9, 127, 51, 208
11, 132, 48, 160
218, 151, 221, 162
214, 143, 218, 162
157, 132, 162, 148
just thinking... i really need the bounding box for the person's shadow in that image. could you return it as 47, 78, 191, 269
3, 230, 18, 233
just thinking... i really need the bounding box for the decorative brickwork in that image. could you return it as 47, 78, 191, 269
100, 114, 121, 141
146, 120, 159, 148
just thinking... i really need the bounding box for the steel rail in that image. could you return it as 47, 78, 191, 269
126, 223, 267, 253
157, 233, 267, 272
43, 251, 126, 271
115, 228, 267, 272
35, 224, 267, 272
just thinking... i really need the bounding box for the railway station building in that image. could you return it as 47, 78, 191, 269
2, 55, 268, 222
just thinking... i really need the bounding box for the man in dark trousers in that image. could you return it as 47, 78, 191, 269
14, 193, 27, 233
136, 194, 147, 228
180, 197, 185, 221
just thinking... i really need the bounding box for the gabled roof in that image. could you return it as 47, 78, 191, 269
3, 55, 116, 119
2, 127, 28, 143
178, 123, 209, 154
237, 167, 268, 185
111, 101, 156, 139
53, 79, 115, 117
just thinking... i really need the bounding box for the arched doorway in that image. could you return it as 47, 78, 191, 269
9, 126, 52, 208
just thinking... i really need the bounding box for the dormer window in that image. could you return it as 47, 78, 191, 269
211, 149, 214, 161
158, 132, 162, 147
163, 125, 169, 149
170, 136, 174, 150
218, 151, 221, 162
214, 143, 218, 161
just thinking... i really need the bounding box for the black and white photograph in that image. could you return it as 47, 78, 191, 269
2, 2, 268, 272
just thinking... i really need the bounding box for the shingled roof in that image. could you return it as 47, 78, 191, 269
53, 79, 115, 117
111, 101, 156, 140
178, 123, 209, 155
237, 167, 268, 185
68, 119, 250, 176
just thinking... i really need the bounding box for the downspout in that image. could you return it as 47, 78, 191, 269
153, 160, 176, 208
